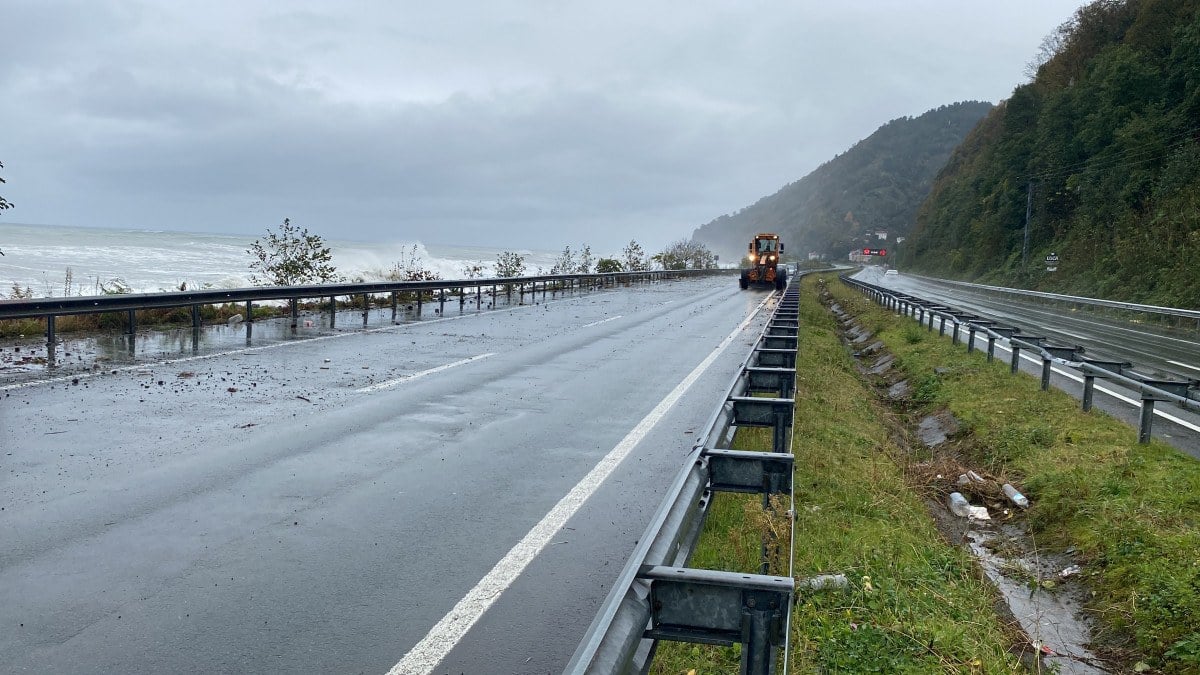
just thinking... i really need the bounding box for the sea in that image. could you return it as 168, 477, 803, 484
0, 222, 562, 298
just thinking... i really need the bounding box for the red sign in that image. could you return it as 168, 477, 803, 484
863, 248, 887, 256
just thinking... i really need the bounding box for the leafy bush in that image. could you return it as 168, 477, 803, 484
247, 218, 340, 286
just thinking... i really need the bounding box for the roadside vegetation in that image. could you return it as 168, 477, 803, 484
827, 276, 1200, 672
651, 275, 1023, 673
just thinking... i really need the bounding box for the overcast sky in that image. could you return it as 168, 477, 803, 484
1, 0, 1085, 254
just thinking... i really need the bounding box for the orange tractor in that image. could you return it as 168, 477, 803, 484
739, 233, 787, 290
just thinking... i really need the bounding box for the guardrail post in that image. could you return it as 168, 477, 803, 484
939, 316, 946, 336
191, 304, 201, 329
290, 299, 298, 329
1139, 397, 1156, 444
362, 294, 369, 327
391, 292, 398, 320
951, 322, 960, 345
966, 326, 976, 353
1041, 357, 1052, 390
459, 287, 466, 311
476, 285, 482, 308
1010, 344, 1021, 374
439, 289, 446, 314
416, 292, 422, 316
127, 309, 137, 336
246, 300, 253, 323
46, 314, 56, 346
987, 336, 996, 362
330, 297, 337, 327
1083, 375, 1096, 411
506, 283, 512, 305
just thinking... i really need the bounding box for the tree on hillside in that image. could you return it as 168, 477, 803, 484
247, 218, 341, 286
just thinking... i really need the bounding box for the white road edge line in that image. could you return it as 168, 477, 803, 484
355, 353, 496, 394
386, 293, 774, 675
579, 315, 622, 329
988, 340, 1200, 433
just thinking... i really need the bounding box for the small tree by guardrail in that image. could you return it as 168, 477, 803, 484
495, 251, 526, 278
247, 218, 341, 286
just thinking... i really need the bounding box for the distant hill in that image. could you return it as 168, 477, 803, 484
691, 101, 992, 262
900, 0, 1200, 306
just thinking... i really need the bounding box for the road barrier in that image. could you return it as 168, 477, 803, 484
906, 273, 1200, 331
566, 277, 804, 675
0, 269, 726, 363
841, 275, 1200, 444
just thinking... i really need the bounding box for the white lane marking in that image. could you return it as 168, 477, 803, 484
991, 342, 1200, 433
0, 299, 558, 393
355, 353, 496, 394
1169, 360, 1200, 373
386, 294, 774, 675
579, 315, 622, 329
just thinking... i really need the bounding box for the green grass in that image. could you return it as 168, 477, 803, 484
829, 278, 1200, 673
650, 277, 1022, 674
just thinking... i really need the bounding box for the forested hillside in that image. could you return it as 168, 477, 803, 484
691, 102, 992, 262
900, 0, 1200, 306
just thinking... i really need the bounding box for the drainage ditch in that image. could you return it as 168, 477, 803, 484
822, 283, 1110, 674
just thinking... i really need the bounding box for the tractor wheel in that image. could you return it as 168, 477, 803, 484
739, 273, 749, 290
775, 271, 787, 290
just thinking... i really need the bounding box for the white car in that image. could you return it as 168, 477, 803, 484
885, 269, 899, 276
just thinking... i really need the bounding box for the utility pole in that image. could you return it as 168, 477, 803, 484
1022, 180, 1034, 271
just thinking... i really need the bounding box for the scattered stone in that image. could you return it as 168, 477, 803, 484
886, 380, 911, 400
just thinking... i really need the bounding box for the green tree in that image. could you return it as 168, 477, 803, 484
595, 258, 622, 273
576, 244, 594, 273
550, 245, 576, 275
247, 218, 340, 286
622, 239, 648, 271
655, 239, 718, 270
494, 251, 526, 278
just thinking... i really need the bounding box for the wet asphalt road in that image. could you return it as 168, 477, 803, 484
857, 267, 1200, 457
0, 276, 773, 674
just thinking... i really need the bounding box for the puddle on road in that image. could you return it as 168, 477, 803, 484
0, 305, 460, 383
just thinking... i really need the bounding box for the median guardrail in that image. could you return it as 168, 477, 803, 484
841, 275, 1200, 444
566, 276, 804, 675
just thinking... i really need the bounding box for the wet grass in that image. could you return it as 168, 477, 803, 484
650, 277, 1021, 674
828, 277, 1200, 673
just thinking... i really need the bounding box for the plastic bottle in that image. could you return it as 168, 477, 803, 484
1003, 483, 1030, 508
948, 492, 972, 517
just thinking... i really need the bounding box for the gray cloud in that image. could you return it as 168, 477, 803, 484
1, 0, 1085, 253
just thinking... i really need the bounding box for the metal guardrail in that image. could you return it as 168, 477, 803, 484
908, 273, 1200, 326
0, 269, 724, 347
841, 275, 1200, 444
566, 277, 804, 675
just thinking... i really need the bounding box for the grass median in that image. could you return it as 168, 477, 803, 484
826, 276, 1200, 673
650, 276, 1022, 674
